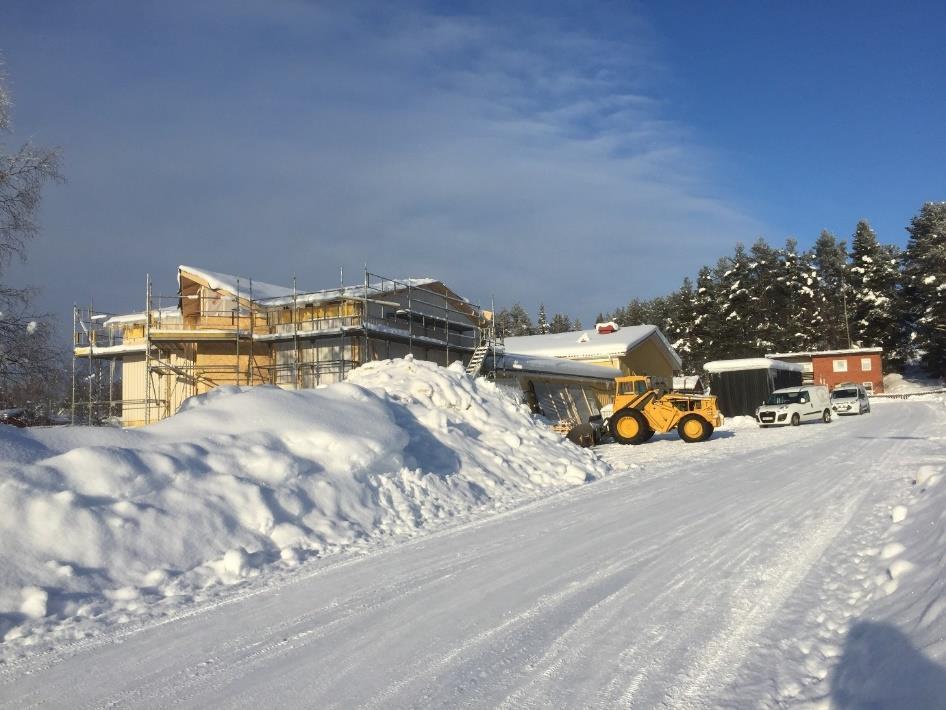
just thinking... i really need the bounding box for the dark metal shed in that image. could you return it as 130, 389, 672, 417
703, 358, 803, 417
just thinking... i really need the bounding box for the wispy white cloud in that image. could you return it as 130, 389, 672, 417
4, 0, 764, 323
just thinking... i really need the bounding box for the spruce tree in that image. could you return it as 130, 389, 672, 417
666, 277, 697, 371
848, 220, 904, 367
536, 303, 550, 334
714, 245, 755, 359
747, 238, 783, 353
813, 230, 850, 349
549, 313, 572, 333
902, 202, 946, 376
690, 265, 721, 366
622, 299, 648, 326
506, 303, 535, 336
781, 239, 825, 351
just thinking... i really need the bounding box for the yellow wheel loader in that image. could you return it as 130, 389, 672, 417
602, 375, 723, 445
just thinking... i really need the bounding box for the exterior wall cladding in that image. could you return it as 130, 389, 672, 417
811, 353, 884, 393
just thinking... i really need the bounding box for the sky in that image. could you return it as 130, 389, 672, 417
1, 0, 944, 331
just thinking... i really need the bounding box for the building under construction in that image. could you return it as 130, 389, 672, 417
73, 266, 483, 426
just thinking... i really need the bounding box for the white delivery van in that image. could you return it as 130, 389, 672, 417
830, 382, 871, 415
755, 385, 832, 427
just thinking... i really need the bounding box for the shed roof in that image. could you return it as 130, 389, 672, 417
765, 347, 883, 358
703, 358, 804, 373
489, 351, 622, 381
502, 325, 682, 369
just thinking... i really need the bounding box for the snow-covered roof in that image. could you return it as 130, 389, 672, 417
765, 348, 883, 358
673, 375, 703, 389
502, 325, 682, 369
703, 358, 804, 373
488, 351, 622, 381
259, 278, 441, 308
179, 266, 447, 307
103, 307, 182, 327
179, 265, 295, 301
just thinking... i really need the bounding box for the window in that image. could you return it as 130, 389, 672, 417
863, 381, 874, 394
832, 359, 848, 373
861, 358, 872, 371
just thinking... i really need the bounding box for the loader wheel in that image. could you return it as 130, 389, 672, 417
822, 409, 832, 423
791, 413, 800, 426
611, 409, 650, 445
566, 423, 597, 448
678, 415, 710, 443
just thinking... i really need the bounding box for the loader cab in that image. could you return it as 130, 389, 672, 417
616, 376, 651, 396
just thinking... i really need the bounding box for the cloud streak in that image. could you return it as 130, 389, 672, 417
3, 0, 764, 325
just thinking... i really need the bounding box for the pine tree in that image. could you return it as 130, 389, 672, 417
505, 303, 535, 336
666, 277, 697, 371
574, 318, 583, 330
536, 303, 550, 334
813, 230, 850, 349
549, 313, 572, 333
615, 298, 649, 325
714, 245, 755, 359
493, 308, 513, 339
902, 202, 946, 376
747, 238, 783, 353
780, 239, 825, 351
689, 265, 722, 367
848, 220, 905, 367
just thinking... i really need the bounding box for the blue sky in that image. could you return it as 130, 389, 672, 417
1, 1, 944, 328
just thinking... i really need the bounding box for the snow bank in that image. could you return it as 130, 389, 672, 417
882, 366, 944, 394
0, 357, 607, 648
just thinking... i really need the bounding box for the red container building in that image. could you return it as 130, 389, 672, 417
765, 348, 884, 393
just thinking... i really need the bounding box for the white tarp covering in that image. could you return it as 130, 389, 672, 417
703, 357, 804, 373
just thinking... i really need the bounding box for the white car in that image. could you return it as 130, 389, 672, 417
831, 383, 871, 415
755, 385, 832, 427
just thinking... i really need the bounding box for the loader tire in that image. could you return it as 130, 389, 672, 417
678, 414, 710, 443
611, 409, 650, 445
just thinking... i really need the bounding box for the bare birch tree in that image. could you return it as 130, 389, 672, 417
0, 66, 65, 411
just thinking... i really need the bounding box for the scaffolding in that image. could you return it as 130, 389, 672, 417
72, 267, 483, 426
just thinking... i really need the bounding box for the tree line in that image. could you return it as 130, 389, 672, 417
494, 302, 583, 337
593, 206, 946, 377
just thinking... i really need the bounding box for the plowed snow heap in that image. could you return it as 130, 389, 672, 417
0, 357, 607, 648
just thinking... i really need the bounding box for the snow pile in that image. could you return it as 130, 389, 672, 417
0, 357, 606, 647
882, 366, 944, 394
724, 415, 760, 429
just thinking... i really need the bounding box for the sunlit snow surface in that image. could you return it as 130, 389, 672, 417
1, 366, 945, 710
0, 357, 604, 654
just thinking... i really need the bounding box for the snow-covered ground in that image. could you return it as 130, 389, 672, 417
1, 362, 945, 708
0, 358, 604, 657
883, 364, 944, 394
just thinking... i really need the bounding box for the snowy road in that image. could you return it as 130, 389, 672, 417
2, 401, 943, 708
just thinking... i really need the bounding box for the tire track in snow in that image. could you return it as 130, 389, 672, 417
89, 543, 519, 710
656, 425, 915, 709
